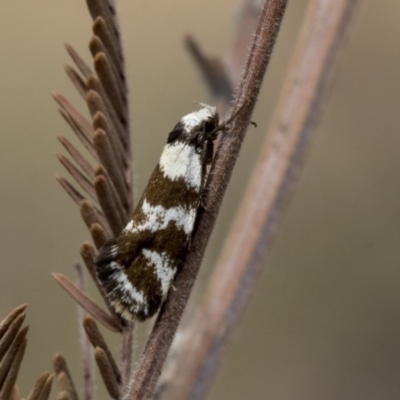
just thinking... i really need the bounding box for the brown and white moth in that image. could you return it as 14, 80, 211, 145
95, 105, 221, 321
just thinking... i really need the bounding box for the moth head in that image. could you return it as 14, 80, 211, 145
167, 105, 220, 147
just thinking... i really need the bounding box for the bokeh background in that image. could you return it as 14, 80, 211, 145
1, 1, 400, 399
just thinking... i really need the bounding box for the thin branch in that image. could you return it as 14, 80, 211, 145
126, 1, 288, 398
161, 0, 361, 398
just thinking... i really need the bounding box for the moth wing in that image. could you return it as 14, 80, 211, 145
95, 234, 152, 321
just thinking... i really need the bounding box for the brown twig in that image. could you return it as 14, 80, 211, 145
160, 1, 361, 398
126, 1, 288, 398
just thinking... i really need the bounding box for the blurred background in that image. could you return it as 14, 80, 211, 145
1, 1, 400, 399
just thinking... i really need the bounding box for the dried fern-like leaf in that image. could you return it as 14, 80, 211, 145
53, 355, 78, 400
0, 305, 27, 340
93, 111, 127, 169
94, 52, 126, 125
90, 223, 108, 250
89, 35, 126, 99
83, 317, 121, 383
64, 65, 87, 98
93, 128, 128, 211
92, 17, 123, 80
55, 175, 86, 206
27, 372, 54, 400
94, 173, 125, 235
57, 154, 97, 201
79, 242, 123, 322
52, 273, 122, 332
58, 108, 98, 161
65, 43, 93, 78
0, 331, 27, 400
94, 347, 120, 399
0, 313, 26, 363
37, 374, 54, 400
58, 136, 96, 179
53, 93, 94, 139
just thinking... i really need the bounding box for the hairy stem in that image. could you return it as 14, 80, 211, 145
161, 1, 361, 399
126, 1, 288, 399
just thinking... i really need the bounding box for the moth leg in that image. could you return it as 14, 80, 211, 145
204, 140, 214, 166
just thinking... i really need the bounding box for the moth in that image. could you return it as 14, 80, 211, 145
95, 105, 222, 321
